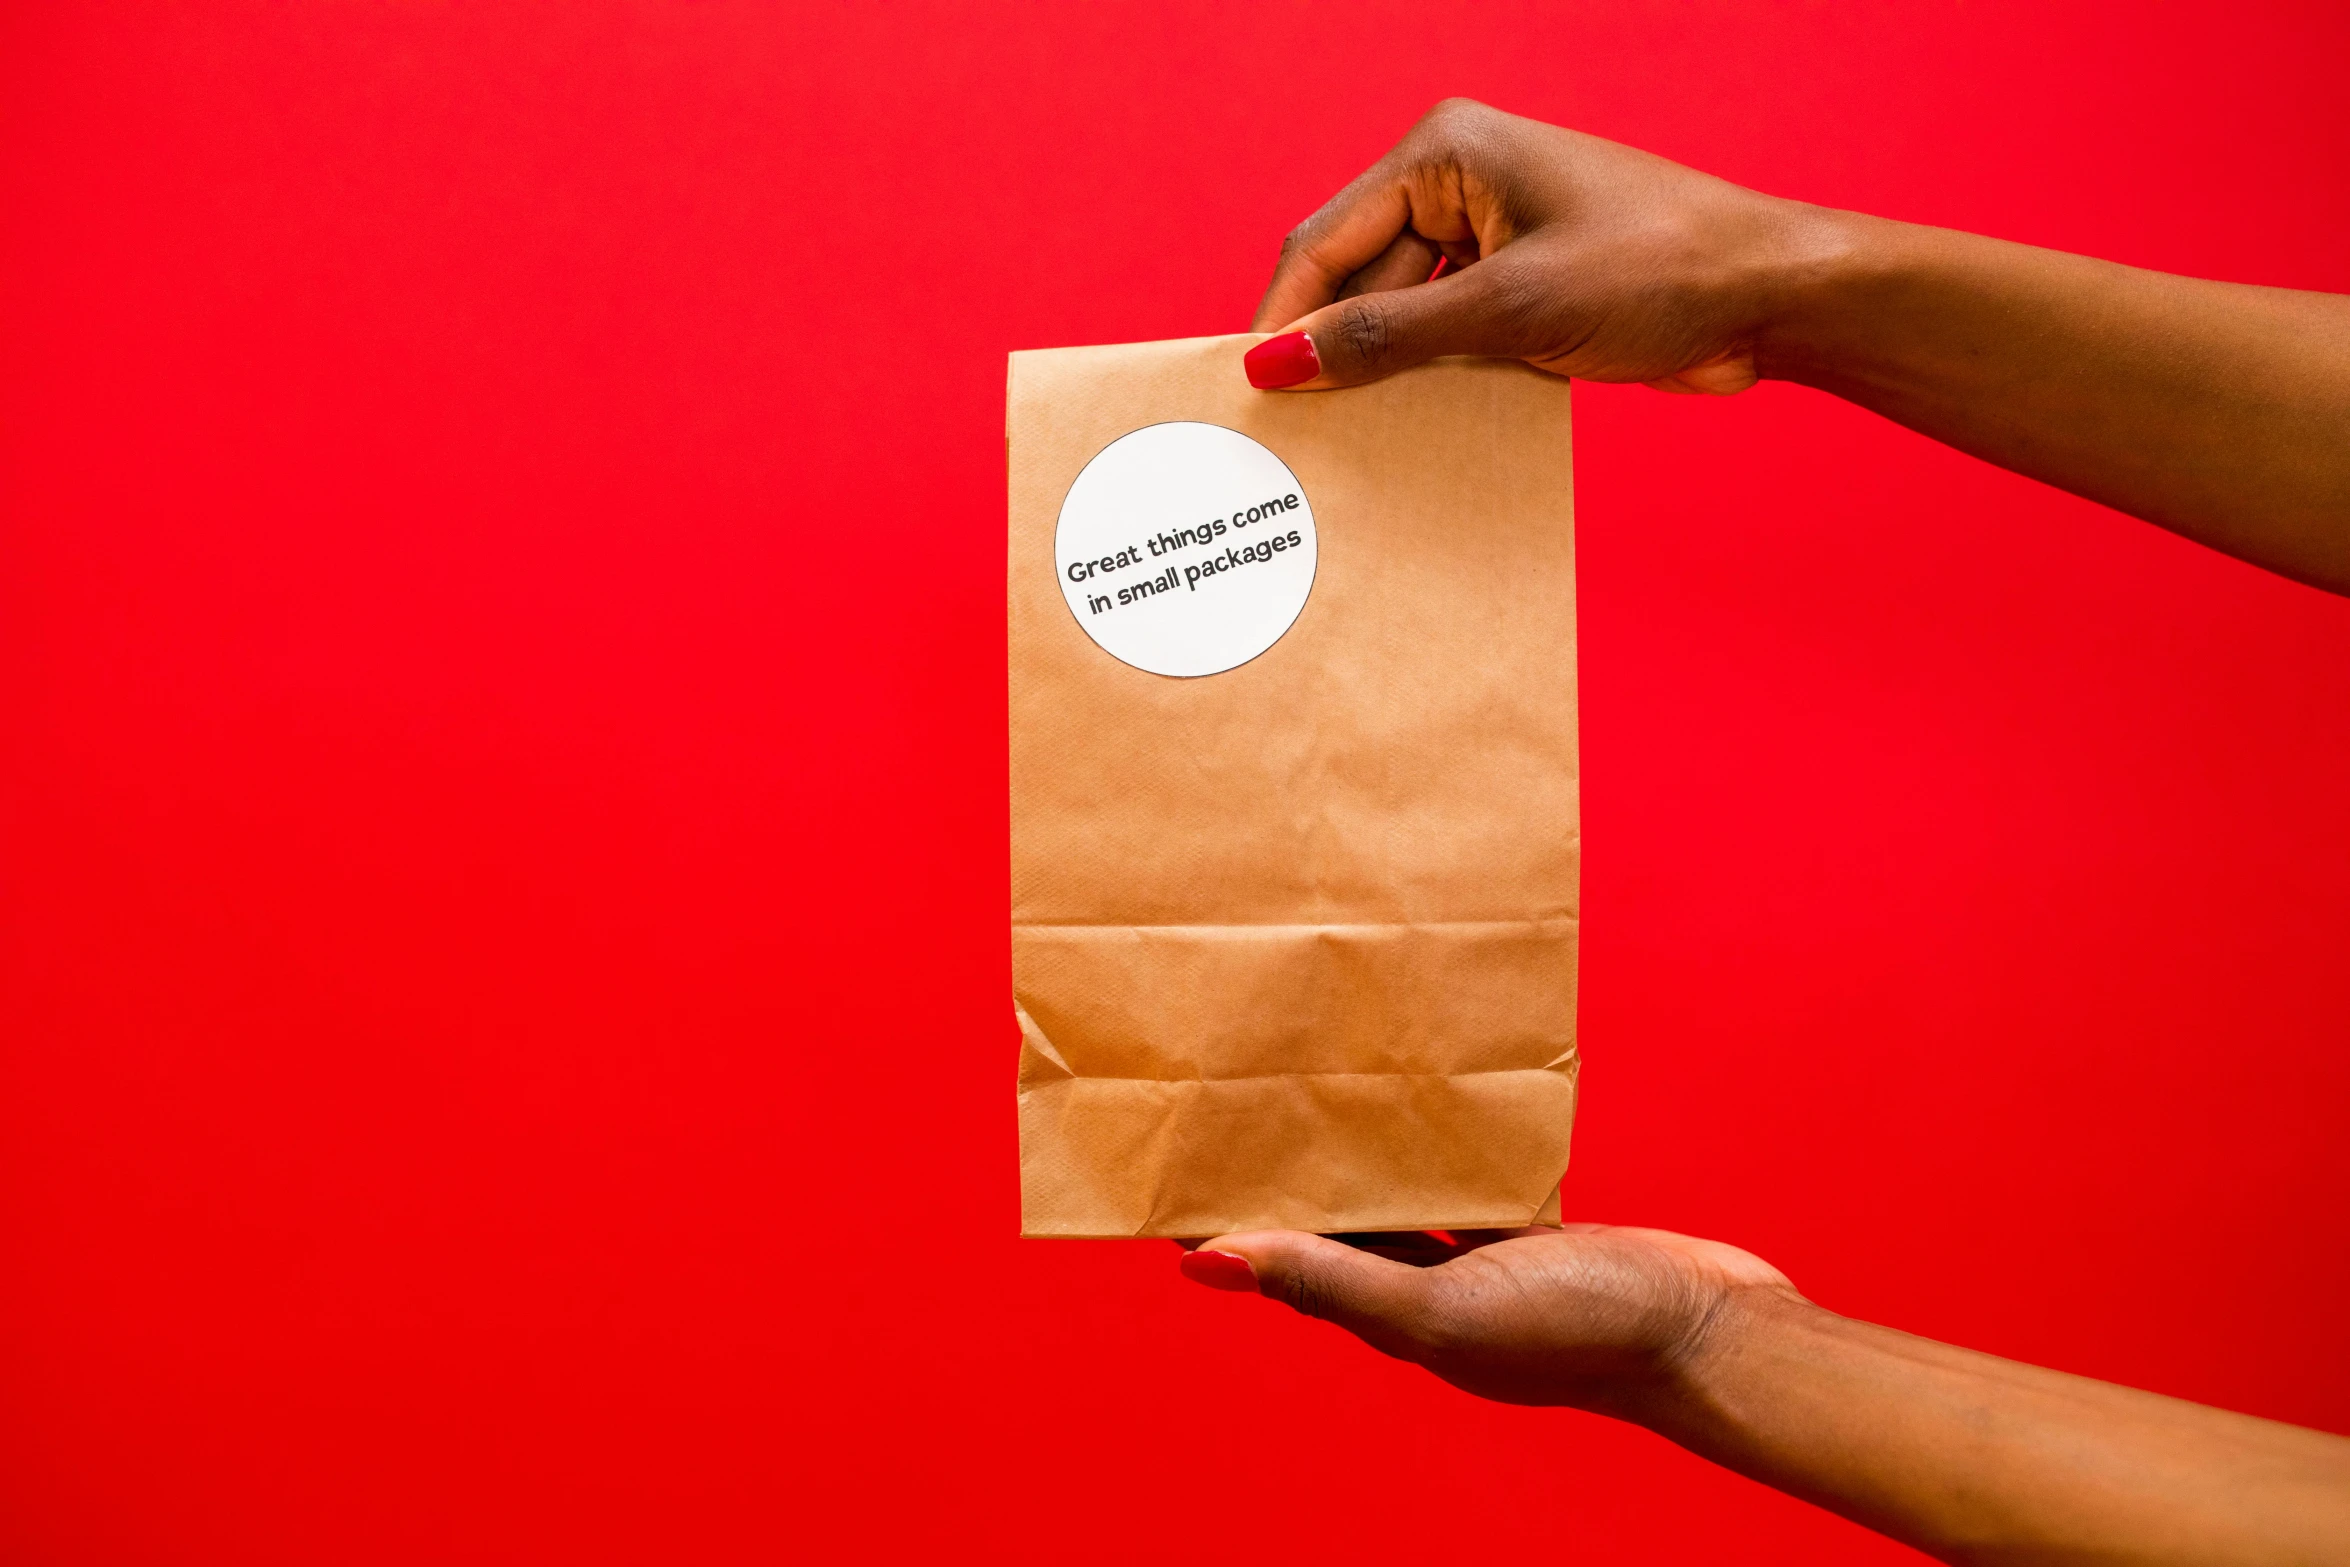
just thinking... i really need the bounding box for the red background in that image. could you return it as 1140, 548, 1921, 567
5, 4, 2348, 1561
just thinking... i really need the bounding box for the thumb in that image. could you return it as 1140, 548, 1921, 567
1180, 1231, 1445, 1363
1245, 264, 1516, 391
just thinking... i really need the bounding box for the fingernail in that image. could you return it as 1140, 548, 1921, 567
1244, 331, 1320, 390
1178, 1249, 1260, 1292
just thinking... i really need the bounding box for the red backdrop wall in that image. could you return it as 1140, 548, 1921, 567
5, 3, 2347, 1561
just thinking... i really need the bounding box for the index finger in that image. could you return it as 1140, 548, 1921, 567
1249, 154, 1419, 332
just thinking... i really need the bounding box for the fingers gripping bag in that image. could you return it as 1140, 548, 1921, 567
1008, 333, 1579, 1237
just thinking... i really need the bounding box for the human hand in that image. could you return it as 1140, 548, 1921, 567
1245, 98, 1838, 396
1185, 1226, 2350, 1565
1178, 1223, 1798, 1413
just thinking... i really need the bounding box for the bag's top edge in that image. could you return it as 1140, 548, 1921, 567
1005, 336, 1568, 388
1007, 331, 1261, 366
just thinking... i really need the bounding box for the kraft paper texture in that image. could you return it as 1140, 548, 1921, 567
1009, 333, 1579, 1237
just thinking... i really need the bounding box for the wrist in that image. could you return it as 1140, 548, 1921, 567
1611, 1281, 1824, 1436
1746, 202, 1892, 385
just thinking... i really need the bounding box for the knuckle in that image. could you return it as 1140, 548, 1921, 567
1417, 96, 1493, 142
1276, 217, 1334, 276
1273, 1262, 1338, 1322
1332, 298, 1395, 368
1408, 97, 1502, 167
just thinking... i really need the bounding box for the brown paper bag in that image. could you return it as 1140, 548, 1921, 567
1008, 332, 1578, 1238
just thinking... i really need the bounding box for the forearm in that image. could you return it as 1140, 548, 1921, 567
1631, 1288, 2350, 1565
1755, 209, 2350, 594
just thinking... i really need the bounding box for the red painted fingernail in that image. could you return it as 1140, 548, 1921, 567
1178, 1249, 1259, 1292
1244, 331, 1320, 389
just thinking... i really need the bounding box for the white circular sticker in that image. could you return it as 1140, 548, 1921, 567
1054, 421, 1318, 678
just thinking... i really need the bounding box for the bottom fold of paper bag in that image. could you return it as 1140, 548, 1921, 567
1016, 1047, 1578, 1238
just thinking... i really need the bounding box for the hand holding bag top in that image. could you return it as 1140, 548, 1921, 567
1008, 333, 1579, 1237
